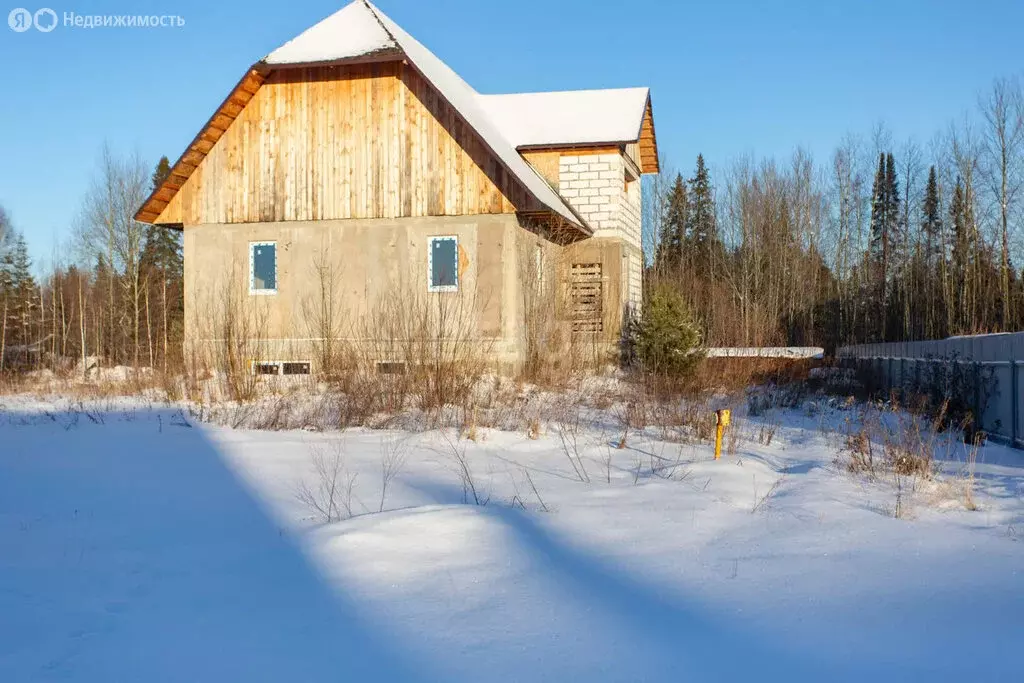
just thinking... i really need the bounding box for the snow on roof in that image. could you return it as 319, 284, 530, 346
362, 2, 585, 229
261, 1, 587, 231
478, 88, 650, 149
263, 1, 397, 65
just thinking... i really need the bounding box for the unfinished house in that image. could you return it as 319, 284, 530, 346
135, 0, 659, 374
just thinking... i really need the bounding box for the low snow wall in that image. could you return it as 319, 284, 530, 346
706, 347, 824, 359
838, 333, 1024, 448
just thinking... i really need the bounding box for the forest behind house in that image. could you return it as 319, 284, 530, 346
1, 77, 1023, 374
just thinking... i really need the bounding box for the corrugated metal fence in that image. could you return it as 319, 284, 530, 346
838, 333, 1024, 448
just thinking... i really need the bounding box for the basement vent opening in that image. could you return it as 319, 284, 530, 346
570, 263, 603, 333
377, 361, 407, 375
252, 361, 312, 376
282, 362, 311, 375
253, 362, 280, 376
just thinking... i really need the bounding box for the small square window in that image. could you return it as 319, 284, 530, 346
429, 236, 458, 292
250, 242, 277, 294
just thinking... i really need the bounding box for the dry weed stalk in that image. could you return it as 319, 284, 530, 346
295, 440, 357, 523
555, 405, 591, 483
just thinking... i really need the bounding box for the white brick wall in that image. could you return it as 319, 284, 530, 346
557, 151, 643, 312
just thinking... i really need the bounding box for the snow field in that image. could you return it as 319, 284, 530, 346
1, 396, 1022, 681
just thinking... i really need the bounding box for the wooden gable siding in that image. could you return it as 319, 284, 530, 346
638, 99, 659, 173
156, 61, 538, 226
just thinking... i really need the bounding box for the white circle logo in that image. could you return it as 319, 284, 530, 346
34, 7, 57, 32
8, 7, 32, 32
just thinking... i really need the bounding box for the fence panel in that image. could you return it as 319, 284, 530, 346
838, 333, 1022, 448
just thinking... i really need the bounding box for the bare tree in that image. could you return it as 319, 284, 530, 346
302, 245, 346, 376
980, 77, 1024, 328
74, 144, 150, 366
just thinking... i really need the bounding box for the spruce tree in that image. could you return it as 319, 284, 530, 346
884, 152, 901, 270
921, 166, 942, 265
7, 232, 35, 347
686, 154, 718, 263
151, 156, 171, 192
869, 153, 887, 282
950, 177, 971, 332
141, 155, 183, 286
920, 166, 943, 337
139, 156, 184, 368
655, 174, 688, 273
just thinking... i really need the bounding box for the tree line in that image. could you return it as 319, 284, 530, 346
0, 148, 183, 373
1, 76, 1021, 373
645, 77, 1024, 352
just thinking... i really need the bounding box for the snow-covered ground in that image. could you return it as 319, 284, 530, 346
1, 396, 1022, 682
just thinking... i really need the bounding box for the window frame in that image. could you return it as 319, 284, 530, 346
249, 241, 278, 295
427, 235, 459, 293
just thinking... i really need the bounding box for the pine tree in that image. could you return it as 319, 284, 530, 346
655, 174, 688, 273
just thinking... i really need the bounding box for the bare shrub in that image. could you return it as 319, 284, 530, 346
725, 416, 744, 457
960, 432, 982, 511
187, 262, 270, 403
302, 247, 347, 378
355, 278, 491, 423
613, 395, 646, 449
295, 440, 357, 523
555, 405, 590, 483
751, 475, 784, 513
509, 467, 550, 513
601, 442, 614, 483
757, 418, 779, 447
835, 398, 966, 518
378, 433, 410, 513
442, 430, 489, 505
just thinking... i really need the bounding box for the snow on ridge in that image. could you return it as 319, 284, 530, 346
263, 1, 397, 65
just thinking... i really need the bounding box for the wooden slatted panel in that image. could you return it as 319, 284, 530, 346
570, 262, 603, 333
136, 68, 265, 223
152, 61, 543, 226
638, 99, 659, 174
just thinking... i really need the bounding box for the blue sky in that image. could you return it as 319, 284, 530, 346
1, 0, 1022, 264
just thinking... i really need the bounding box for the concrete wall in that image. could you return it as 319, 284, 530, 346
184, 214, 536, 369
183, 212, 640, 372
839, 333, 1024, 448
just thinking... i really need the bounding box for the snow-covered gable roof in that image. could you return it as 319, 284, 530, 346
359, 1, 586, 230
260, 0, 586, 230
264, 1, 398, 65
478, 88, 651, 149
139, 0, 657, 229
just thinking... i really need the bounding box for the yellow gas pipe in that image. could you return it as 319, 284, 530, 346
714, 408, 731, 460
